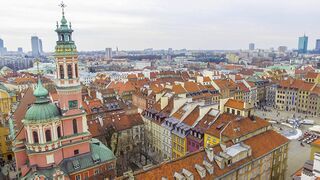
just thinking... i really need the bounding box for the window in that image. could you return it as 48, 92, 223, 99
75, 174, 81, 180
67, 64, 73, 79
33, 131, 39, 143
57, 126, 61, 138
237, 110, 240, 116
69, 100, 78, 109
75, 64, 78, 78
46, 154, 54, 164
59, 65, 64, 79
73, 119, 78, 134
94, 169, 100, 175
74, 149, 79, 155
61, 34, 65, 41
45, 129, 52, 142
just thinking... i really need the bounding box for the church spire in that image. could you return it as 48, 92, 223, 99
59, 1, 67, 25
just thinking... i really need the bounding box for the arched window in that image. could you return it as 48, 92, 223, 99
33, 131, 39, 143
67, 64, 72, 79
59, 65, 64, 79
75, 64, 78, 78
45, 129, 52, 142
73, 119, 78, 134
61, 34, 65, 41
57, 126, 61, 138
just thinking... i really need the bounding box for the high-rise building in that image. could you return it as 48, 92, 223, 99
315, 39, 320, 51
249, 43, 255, 50
105, 47, 112, 60
298, 35, 308, 53
0, 38, 3, 49
13, 3, 116, 179
39, 39, 43, 54
0, 38, 6, 55
31, 36, 40, 57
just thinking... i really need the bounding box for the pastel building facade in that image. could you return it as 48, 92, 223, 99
13, 6, 116, 180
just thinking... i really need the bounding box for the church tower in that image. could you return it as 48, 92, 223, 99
55, 3, 82, 114
13, 3, 116, 179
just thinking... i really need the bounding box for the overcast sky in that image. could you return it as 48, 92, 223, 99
0, 0, 319, 52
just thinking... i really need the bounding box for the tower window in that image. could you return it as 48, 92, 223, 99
33, 131, 39, 143
74, 149, 79, 155
73, 119, 78, 134
61, 34, 65, 41
45, 129, 52, 142
67, 64, 72, 79
57, 126, 61, 138
75, 64, 78, 78
59, 65, 64, 79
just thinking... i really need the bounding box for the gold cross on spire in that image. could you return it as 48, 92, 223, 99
59, 1, 67, 16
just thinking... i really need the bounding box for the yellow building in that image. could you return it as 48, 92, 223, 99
204, 133, 220, 148
0, 83, 16, 117
0, 126, 13, 161
171, 124, 188, 159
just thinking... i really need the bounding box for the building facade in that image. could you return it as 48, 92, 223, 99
13, 5, 116, 179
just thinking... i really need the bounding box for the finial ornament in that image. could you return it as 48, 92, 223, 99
59, 1, 66, 16
35, 58, 40, 75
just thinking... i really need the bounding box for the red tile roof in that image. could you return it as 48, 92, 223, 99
224, 99, 245, 110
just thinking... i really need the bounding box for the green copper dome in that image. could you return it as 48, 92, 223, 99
24, 78, 60, 123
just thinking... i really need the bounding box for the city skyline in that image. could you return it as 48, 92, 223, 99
1, 0, 320, 52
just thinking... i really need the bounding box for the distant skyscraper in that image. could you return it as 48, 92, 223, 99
0, 38, 5, 55
39, 39, 43, 54
315, 39, 320, 51
17, 47, 23, 53
105, 48, 112, 60
249, 43, 255, 50
298, 35, 308, 54
31, 36, 43, 57
0, 38, 3, 49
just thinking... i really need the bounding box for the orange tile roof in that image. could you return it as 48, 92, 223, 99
279, 79, 314, 91
224, 99, 245, 110
182, 106, 200, 126
213, 79, 237, 91
203, 76, 211, 82
172, 84, 187, 94
237, 82, 250, 92
305, 71, 319, 79
118, 81, 136, 95
127, 74, 138, 79
88, 119, 104, 137
184, 81, 201, 93
222, 116, 270, 139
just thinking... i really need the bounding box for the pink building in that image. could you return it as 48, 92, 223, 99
12, 3, 116, 180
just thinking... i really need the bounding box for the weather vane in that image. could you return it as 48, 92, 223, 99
59, 1, 67, 15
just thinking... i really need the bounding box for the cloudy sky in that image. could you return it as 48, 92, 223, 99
0, 0, 319, 52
